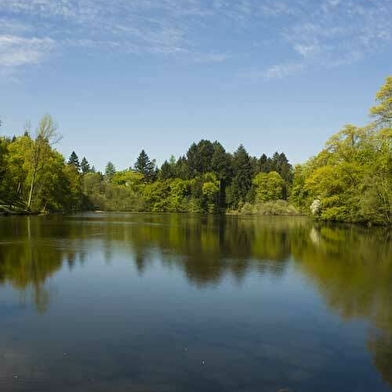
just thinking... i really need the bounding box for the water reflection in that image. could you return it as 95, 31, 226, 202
0, 214, 391, 389
368, 329, 392, 387
293, 224, 392, 327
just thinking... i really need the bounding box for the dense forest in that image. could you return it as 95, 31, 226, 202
0, 76, 391, 225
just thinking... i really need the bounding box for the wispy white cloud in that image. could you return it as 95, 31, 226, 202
194, 53, 232, 63
263, 0, 392, 78
0, 18, 32, 34
242, 62, 305, 81
0, 35, 55, 67
0, 0, 391, 79
263, 63, 305, 80
259, 0, 304, 16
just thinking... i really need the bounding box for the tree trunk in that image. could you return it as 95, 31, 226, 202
27, 169, 37, 210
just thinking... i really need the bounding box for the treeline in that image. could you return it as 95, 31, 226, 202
0, 76, 391, 224
0, 113, 295, 214
0, 129, 295, 214
87, 143, 294, 214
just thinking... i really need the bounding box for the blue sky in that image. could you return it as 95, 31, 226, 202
0, 0, 391, 171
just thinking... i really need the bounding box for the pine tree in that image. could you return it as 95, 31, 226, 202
186, 140, 214, 176
175, 156, 191, 180
80, 157, 91, 174
134, 150, 156, 182
211, 142, 232, 180
68, 151, 80, 171
105, 161, 116, 182
259, 153, 269, 173
160, 160, 174, 180
227, 144, 253, 208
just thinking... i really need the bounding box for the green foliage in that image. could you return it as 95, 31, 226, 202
80, 157, 91, 174
112, 169, 143, 188
134, 150, 156, 183
4, 76, 390, 224
142, 180, 171, 211
253, 171, 285, 203
289, 164, 309, 211
226, 145, 253, 209
159, 160, 175, 180
104, 161, 116, 182
211, 142, 232, 180
186, 140, 215, 175
290, 76, 392, 225
68, 151, 80, 171
239, 200, 299, 216
202, 173, 220, 213
370, 75, 392, 127
83, 171, 144, 212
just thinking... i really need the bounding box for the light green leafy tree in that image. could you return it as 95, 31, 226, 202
253, 171, 285, 203
26, 115, 61, 210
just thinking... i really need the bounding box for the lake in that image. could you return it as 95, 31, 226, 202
0, 213, 391, 392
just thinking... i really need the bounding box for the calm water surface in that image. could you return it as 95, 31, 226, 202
0, 213, 391, 392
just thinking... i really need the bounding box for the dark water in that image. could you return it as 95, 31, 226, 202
0, 213, 391, 392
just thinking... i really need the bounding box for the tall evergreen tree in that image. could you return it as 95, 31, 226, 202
227, 145, 253, 208
80, 157, 91, 174
210, 142, 233, 208
259, 153, 269, 173
211, 142, 232, 180
68, 151, 80, 171
174, 156, 191, 180
186, 140, 215, 176
134, 150, 156, 182
250, 156, 259, 176
105, 161, 116, 182
159, 160, 174, 180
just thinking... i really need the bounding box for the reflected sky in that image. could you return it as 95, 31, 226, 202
0, 214, 391, 392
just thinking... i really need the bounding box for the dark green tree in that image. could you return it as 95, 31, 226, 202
226, 145, 253, 209
80, 157, 91, 174
211, 142, 232, 180
210, 142, 233, 208
159, 160, 175, 180
134, 150, 156, 183
174, 156, 191, 180
68, 151, 80, 171
186, 140, 215, 176
250, 156, 259, 176
259, 153, 269, 173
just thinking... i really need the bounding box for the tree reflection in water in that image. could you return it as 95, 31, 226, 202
0, 214, 391, 385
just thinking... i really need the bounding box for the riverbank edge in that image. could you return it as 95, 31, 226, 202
1, 208, 391, 227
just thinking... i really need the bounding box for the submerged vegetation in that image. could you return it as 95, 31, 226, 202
0, 76, 391, 225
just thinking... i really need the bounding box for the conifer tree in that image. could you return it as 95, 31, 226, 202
227, 144, 253, 208
134, 150, 156, 182
68, 151, 80, 171
105, 161, 116, 182
80, 157, 91, 174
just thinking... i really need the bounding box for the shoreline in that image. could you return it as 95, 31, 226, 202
1, 210, 390, 227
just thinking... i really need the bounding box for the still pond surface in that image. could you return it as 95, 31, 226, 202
0, 213, 391, 392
